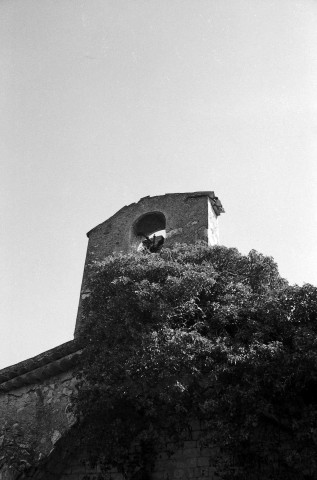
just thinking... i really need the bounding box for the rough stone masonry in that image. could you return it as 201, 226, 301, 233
0, 191, 224, 480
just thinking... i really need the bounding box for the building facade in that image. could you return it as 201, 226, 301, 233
0, 191, 224, 480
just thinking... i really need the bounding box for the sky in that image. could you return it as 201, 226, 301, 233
1, 0, 317, 368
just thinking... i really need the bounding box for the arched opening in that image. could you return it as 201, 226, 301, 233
133, 212, 166, 252
134, 211, 166, 237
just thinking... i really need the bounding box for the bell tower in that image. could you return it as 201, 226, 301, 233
75, 191, 224, 335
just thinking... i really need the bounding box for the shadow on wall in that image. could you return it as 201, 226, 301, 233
134, 212, 166, 253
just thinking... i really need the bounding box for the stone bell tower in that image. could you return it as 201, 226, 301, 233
75, 191, 224, 335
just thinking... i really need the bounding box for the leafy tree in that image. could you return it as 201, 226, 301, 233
72, 243, 317, 479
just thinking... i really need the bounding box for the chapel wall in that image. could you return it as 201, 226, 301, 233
75, 191, 224, 335
0, 370, 75, 479
50, 420, 220, 480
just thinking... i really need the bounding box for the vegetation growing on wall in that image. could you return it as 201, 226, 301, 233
0, 420, 37, 475
73, 243, 317, 479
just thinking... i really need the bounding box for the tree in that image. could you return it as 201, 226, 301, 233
72, 243, 317, 479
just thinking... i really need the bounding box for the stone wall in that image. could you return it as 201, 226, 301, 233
0, 370, 221, 480
0, 192, 225, 479
0, 346, 221, 480
0, 370, 75, 478
75, 191, 224, 335
30, 421, 220, 480
0, 341, 81, 480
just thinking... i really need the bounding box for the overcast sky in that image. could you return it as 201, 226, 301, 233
1, 0, 317, 368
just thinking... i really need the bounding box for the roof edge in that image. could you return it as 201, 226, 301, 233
0, 340, 82, 388
86, 191, 225, 237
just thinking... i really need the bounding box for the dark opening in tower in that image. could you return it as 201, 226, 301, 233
134, 211, 166, 252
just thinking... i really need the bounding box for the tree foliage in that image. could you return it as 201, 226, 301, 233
73, 243, 317, 479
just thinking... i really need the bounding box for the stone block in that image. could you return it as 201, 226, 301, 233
191, 430, 201, 441
173, 468, 186, 479
151, 473, 164, 480
157, 451, 170, 461
154, 460, 168, 472
187, 467, 196, 478
197, 457, 209, 467
194, 467, 210, 478
185, 457, 197, 468
183, 440, 197, 449
173, 460, 189, 469
181, 448, 198, 458
60, 475, 80, 480
198, 448, 213, 457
